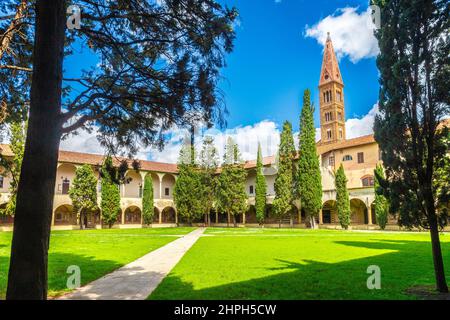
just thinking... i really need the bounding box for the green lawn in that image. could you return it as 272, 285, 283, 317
0, 227, 194, 299
150, 228, 450, 300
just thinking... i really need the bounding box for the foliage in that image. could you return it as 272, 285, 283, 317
69, 164, 98, 229
100, 156, 121, 228
272, 121, 295, 225
216, 137, 247, 226
174, 140, 203, 224
373, 0, 449, 292
374, 164, 389, 230
142, 173, 154, 225
255, 143, 267, 225
335, 165, 351, 230
197, 136, 219, 224
0, 117, 26, 216
297, 89, 322, 228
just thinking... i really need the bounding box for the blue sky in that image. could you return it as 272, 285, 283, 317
219, 0, 379, 131
61, 0, 381, 163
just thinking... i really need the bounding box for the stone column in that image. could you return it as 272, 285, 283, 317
175, 208, 178, 225
368, 206, 373, 225
157, 173, 164, 200
319, 209, 323, 225
159, 207, 162, 224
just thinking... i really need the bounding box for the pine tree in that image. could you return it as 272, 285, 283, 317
174, 141, 203, 225
374, 164, 388, 230
335, 164, 351, 230
4, 0, 237, 299
69, 164, 98, 230
217, 137, 248, 227
297, 89, 322, 229
100, 156, 121, 228
272, 121, 295, 227
198, 136, 219, 226
373, 0, 449, 293
255, 143, 267, 225
142, 173, 154, 226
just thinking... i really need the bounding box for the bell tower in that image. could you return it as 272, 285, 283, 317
319, 33, 345, 144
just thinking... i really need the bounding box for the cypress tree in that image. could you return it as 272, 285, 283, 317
142, 173, 154, 226
69, 164, 98, 230
100, 156, 121, 228
335, 164, 351, 230
272, 121, 295, 227
217, 137, 248, 227
0, 117, 26, 216
255, 143, 267, 225
198, 136, 219, 226
174, 141, 203, 225
297, 89, 322, 229
374, 164, 388, 230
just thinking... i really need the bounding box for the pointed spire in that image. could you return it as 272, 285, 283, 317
319, 33, 343, 86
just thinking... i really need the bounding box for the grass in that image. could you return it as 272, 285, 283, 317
149, 228, 450, 300
0, 227, 194, 299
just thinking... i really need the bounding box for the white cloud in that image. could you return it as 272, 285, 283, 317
345, 103, 379, 139
305, 7, 379, 63
61, 104, 379, 163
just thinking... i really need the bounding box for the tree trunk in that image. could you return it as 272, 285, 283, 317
233, 215, 236, 228
227, 212, 230, 228
310, 216, 316, 229
6, 0, 66, 300
427, 203, 448, 293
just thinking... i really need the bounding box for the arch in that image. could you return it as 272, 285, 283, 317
246, 205, 257, 224
55, 163, 77, 195
123, 170, 143, 198
370, 202, 376, 225
54, 204, 76, 225
153, 207, 160, 223
0, 203, 14, 224
150, 173, 161, 199
124, 206, 142, 224
322, 200, 337, 224
350, 198, 368, 224
161, 206, 176, 223
161, 174, 176, 199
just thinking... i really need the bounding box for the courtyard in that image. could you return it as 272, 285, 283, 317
1, 227, 449, 300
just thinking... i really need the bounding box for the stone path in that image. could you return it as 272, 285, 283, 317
59, 228, 205, 300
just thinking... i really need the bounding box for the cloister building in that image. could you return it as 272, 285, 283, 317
1, 35, 446, 231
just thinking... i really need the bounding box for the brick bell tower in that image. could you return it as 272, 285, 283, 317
319, 32, 346, 145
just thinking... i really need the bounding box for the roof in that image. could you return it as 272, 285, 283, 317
319, 33, 343, 86
0, 145, 178, 174
317, 134, 376, 155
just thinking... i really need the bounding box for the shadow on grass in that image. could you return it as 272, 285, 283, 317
1, 251, 124, 299
150, 239, 450, 300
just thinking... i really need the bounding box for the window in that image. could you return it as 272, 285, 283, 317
0, 176, 3, 189
362, 176, 375, 187
327, 129, 332, 140
339, 128, 343, 140
342, 155, 353, 161
336, 90, 342, 102
325, 112, 333, 122
338, 112, 343, 121
357, 152, 364, 164
165, 187, 170, 196
62, 178, 70, 194
328, 156, 335, 167
249, 185, 254, 194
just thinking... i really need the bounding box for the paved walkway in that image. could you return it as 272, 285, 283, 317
59, 228, 205, 300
